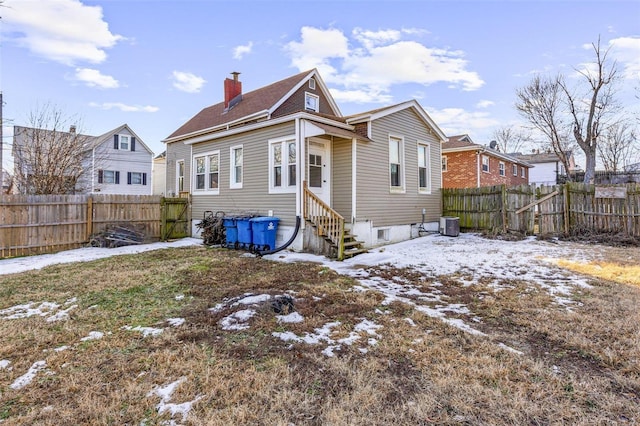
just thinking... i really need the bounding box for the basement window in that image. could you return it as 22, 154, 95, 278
377, 228, 389, 242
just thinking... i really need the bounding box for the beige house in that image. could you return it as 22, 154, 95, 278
163, 69, 447, 258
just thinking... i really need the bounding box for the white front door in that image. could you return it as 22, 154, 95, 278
308, 139, 330, 206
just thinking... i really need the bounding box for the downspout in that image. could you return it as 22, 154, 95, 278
351, 137, 357, 223
92, 147, 95, 193
476, 150, 481, 188
295, 118, 301, 218
299, 118, 307, 231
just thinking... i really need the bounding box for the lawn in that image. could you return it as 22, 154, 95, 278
0, 234, 638, 425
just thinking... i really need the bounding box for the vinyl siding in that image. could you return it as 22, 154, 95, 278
165, 141, 192, 196
331, 138, 352, 220
92, 131, 153, 195
190, 122, 297, 227
356, 108, 442, 226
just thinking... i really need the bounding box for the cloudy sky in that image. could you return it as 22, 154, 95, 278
1, 0, 639, 170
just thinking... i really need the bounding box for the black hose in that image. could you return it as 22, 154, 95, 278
258, 215, 301, 256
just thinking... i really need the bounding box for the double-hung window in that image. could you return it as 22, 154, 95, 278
127, 172, 147, 185
193, 151, 220, 194
499, 161, 505, 176
269, 137, 296, 193
442, 156, 448, 172
389, 136, 404, 191
230, 145, 243, 189
98, 170, 119, 184
482, 155, 490, 173
119, 135, 130, 151
417, 142, 431, 193
176, 160, 185, 193
513, 164, 518, 176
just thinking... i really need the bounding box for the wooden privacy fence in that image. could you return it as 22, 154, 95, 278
0, 194, 190, 259
442, 183, 640, 237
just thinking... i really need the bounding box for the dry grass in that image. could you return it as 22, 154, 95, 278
554, 259, 640, 287
0, 245, 638, 425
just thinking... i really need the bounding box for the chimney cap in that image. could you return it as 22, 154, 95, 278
230, 71, 241, 81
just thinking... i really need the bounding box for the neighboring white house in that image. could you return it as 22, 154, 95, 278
13, 124, 154, 195
513, 150, 576, 186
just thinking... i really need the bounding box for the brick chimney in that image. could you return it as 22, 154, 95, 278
224, 72, 242, 109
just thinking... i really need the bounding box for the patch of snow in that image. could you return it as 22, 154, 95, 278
167, 318, 186, 327
46, 304, 77, 322
0, 301, 60, 320
174, 294, 185, 301
276, 312, 304, 323
122, 325, 164, 338
233, 294, 272, 306
54, 346, 69, 352
80, 331, 104, 341
10, 360, 47, 389
147, 377, 203, 423
220, 309, 256, 331
0, 359, 11, 369
0, 238, 203, 276
208, 303, 225, 313
497, 343, 524, 355
404, 318, 417, 327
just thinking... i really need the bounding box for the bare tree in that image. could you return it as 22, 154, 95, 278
516, 37, 619, 183
515, 75, 576, 181
597, 122, 638, 172
491, 125, 532, 154
12, 103, 91, 194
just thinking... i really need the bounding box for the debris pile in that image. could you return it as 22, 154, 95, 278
196, 211, 226, 246
89, 224, 145, 248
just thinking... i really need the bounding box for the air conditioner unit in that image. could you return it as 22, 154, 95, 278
439, 216, 460, 237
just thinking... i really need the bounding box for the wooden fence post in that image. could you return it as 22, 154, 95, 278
563, 183, 570, 234
86, 196, 93, 241
501, 185, 508, 233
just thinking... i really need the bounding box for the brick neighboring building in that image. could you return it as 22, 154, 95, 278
442, 135, 532, 189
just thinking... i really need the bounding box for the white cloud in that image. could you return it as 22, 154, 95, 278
171, 71, 206, 93
74, 68, 119, 89
426, 107, 500, 138
89, 102, 159, 113
284, 26, 484, 105
608, 36, 640, 80
233, 42, 253, 60
3, 0, 123, 66
284, 26, 350, 82
476, 100, 495, 108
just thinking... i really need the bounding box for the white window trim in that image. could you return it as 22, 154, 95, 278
230, 145, 243, 189
103, 170, 117, 184
389, 134, 405, 193
521, 166, 526, 178
192, 150, 220, 195
499, 161, 505, 176
512, 164, 518, 176
308, 78, 316, 90
304, 92, 319, 112
268, 136, 297, 194
176, 159, 185, 195
482, 155, 490, 173
418, 141, 431, 194
442, 155, 448, 172
119, 134, 131, 151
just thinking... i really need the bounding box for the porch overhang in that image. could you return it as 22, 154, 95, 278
305, 121, 372, 143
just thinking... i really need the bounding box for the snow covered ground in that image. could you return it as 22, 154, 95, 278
0, 233, 601, 423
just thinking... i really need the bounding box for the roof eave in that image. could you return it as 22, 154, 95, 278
163, 109, 270, 143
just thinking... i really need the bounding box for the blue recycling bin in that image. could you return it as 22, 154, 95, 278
223, 217, 238, 248
250, 217, 280, 251
236, 217, 253, 249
